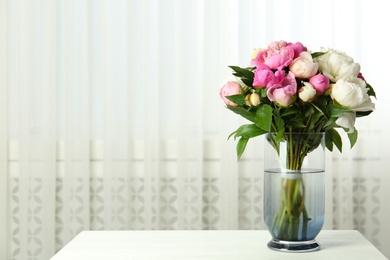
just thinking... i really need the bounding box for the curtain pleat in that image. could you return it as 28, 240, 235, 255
173, 0, 186, 229
101, 0, 113, 230
80, 0, 91, 234
1, 1, 390, 259
143, 0, 161, 230
41, 0, 57, 258
17, 1, 31, 259
0, 0, 9, 258
56, 0, 91, 251
193, 0, 205, 231
58, 0, 71, 248
127, 0, 144, 230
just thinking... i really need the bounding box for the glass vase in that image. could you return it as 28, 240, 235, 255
263, 132, 325, 252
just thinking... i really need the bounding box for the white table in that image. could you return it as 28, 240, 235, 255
50, 230, 387, 260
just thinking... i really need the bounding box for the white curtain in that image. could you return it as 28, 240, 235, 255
1, 0, 389, 259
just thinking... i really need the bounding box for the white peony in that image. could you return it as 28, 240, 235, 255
289, 52, 319, 78
335, 113, 356, 133
314, 48, 360, 82
330, 77, 375, 112
298, 82, 317, 102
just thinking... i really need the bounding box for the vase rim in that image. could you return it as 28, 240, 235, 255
267, 132, 325, 135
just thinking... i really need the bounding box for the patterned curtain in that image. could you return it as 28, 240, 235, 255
0, 0, 389, 259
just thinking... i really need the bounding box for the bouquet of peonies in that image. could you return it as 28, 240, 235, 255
219, 40, 376, 161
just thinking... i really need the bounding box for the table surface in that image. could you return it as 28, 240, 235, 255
50, 230, 387, 260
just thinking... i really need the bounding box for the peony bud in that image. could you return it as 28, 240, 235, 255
245, 93, 261, 106
298, 82, 317, 102
245, 94, 251, 106
309, 73, 330, 95
219, 82, 244, 107
250, 93, 261, 106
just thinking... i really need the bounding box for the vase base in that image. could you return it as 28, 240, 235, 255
267, 238, 320, 253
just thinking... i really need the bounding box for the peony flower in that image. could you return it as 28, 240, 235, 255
287, 42, 307, 59
330, 77, 375, 112
219, 81, 244, 107
336, 113, 356, 133
314, 48, 360, 82
289, 52, 319, 78
245, 93, 261, 106
253, 68, 275, 89
268, 40, 288, 50
252, 45, 295, 70
309, 73, 330, 95
227, 77, 248, 91
298, 82, 317, 102
267, 71, 297, 107
250, 48, 265, 61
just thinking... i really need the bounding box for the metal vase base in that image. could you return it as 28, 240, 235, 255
267, 238, 320, 253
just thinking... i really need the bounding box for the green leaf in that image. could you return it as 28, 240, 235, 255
291, 113, 305, 121
356, 110, 373, 118
228, 129, 239, 140
305, 105, 315, 117
236, 137, 249, 161
311, 52, 326, 58
235, 124, 267, 138
285, 120, 306, 128
256, 104, 273, 131
229, 66, 255, 79
366, 83, 376, 98
325, 131, 333, 152
274, 111, 285, 131
308, 111, 324, 131
324, 118, 337, 130
328, 105, 353, 118
227, 106, 256, 123
225, 95, 246, 106
260, 88, 268, 98
282, 106, 300, 116
314, 120, 325, 133
275, 128, 285, 142
347, 128, 358, 148
312, 103, 327, 117
316, 95, 328, 105
327, 128, 342, 153
241, 78, 253, 87
312, 97, 329, 118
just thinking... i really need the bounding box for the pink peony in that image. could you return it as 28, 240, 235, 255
288, 42, 307, 59
252, 45, 295, 70
253, 68, 275, 89
268, 40, 288, 50
309, 73, 330, 95
219, 81, 244, 107
267, 71, 297, 107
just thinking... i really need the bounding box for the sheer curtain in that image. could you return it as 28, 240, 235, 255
1, 0, 389, 259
